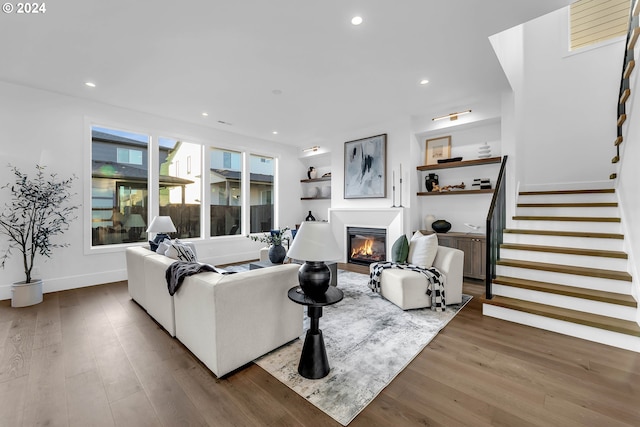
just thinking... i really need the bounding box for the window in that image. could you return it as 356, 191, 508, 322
89, 125, 280, 245
570, 0, 630, 50
116, 147, 143, 165
159, 138, 201, 238
91, 126, 149, 246
210, 148, 242, 236
250, 154, 274, 232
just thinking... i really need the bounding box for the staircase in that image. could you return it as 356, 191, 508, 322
482, 188, 640, 352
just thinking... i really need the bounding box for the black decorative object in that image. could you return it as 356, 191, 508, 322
437, 157, 463, 164
307, 167, 317, 179
268, 244, 287, 264
425, 173, 439, 192
305, 211, 316, 221
432, 220, 452, 233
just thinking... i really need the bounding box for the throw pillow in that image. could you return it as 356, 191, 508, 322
165, 241, 197, 262
156, 239, 171, 255
407, 231, 438, 268
391, 234, 409, 263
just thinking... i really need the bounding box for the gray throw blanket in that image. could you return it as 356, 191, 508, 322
166, 261, 227, 296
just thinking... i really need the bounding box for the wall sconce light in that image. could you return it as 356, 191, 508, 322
432, 109, 472, 121
303, 145, 320, 153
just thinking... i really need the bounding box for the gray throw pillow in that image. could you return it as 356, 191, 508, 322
391, 235, 409, 263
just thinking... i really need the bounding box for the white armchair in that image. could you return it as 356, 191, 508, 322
371, 245, 464, 310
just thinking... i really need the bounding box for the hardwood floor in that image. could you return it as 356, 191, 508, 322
1, 274, 639, 426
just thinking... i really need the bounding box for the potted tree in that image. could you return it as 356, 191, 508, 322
0, 165, 78, 307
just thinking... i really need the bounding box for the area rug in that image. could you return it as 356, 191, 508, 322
249, 268, 472, 426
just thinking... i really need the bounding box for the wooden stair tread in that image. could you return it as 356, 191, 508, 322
620, 88, 631, 104
482, 295, 640, 337
496, 259, 632, 282
517, 202, 617, 208
493, 276, 637, 307
618, 114, 627, 127
500, 243, 627, 259
503, 229, 624, 239
513, 215, 620, 222
518, 189, 614, 196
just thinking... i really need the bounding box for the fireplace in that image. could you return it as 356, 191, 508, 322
347, 227, 386, 266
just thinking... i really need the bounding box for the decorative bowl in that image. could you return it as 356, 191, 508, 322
431, 219, 452, 233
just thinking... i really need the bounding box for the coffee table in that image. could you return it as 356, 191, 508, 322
250, 260, 338, 287
287, 286, 343, 379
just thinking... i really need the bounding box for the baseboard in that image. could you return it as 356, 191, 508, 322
0, 268, 127, 301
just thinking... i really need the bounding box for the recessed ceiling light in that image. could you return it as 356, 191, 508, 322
85, 82, 96, 88
272, 131, 278, 135
351, 16, 363, 25
420, 79, 429, 85
202, 112, 209, 117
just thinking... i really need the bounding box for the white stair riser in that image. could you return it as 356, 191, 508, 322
492, 284, 636, 321
482, 304, 640, 353
496, 265, 633, 294
516, 206, 619, 217
512, 220, 621, 234
518, 193, 617, 204
499, 248, 628, 271
503, 233, 624, 251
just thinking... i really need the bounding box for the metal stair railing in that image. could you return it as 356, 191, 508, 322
485, 155, 508, 299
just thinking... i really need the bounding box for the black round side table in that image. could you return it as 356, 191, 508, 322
287, 286, 343, 379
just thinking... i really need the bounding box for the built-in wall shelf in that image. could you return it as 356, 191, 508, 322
301, 196, 331, 200
300, 176, 331, 183
417, 156, 501, 171
417, 189, 494, 197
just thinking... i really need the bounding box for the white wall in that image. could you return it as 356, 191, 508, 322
299, 118, 415, 231
0, 81, 301, 299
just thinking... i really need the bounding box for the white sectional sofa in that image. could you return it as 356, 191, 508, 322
125, 246, 303, 377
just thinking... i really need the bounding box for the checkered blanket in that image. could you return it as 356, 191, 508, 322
369, 262, 446, 311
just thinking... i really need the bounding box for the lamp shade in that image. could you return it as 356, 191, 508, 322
124, 214, 146, 228
287, 222, 340, 262
146, 216, 176, 233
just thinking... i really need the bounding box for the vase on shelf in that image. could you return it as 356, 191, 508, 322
307, 167, 317, 179
424, 214, 436, 231
305, 211, 316, 221
425, 173, 439, 192
268, 244, 287, 264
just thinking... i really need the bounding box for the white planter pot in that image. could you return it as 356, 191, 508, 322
11, 279, 43, 307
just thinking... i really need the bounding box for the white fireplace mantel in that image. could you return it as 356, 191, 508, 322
329, 208, 404, 263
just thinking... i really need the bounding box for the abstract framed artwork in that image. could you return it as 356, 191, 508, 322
344, 134, 387, 199
425, 135, 451, 165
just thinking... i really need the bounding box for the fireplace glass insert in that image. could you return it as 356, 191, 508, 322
347, 227, 386, 265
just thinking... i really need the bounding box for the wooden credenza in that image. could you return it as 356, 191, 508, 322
420, 231, 486, 280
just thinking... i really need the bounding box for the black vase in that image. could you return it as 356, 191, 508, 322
268, 244, 286, 264
425, 173, 439, 192
305, 211, 316, 221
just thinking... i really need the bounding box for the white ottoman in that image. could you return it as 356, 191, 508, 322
379, 269, 438, 310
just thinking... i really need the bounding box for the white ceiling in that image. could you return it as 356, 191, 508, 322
0, 0, 572, 146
